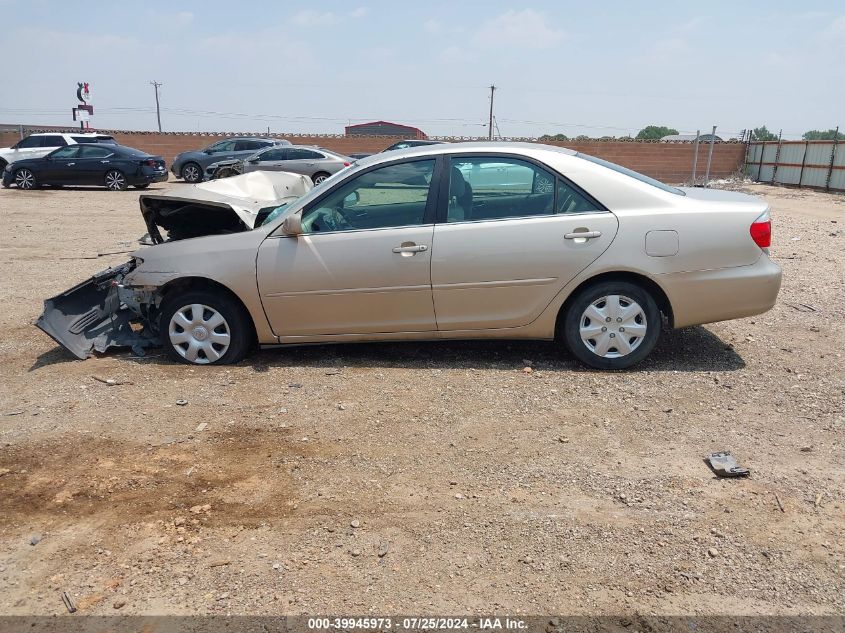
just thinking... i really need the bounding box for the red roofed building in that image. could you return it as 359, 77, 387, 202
344, 120, 426, 139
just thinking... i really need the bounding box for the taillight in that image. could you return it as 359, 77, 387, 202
343, 162, 351, 167
143, 159, 158, 167
750, 209, 771, 248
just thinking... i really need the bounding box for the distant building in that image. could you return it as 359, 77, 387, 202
345, 120, 426, 139
661, 133, 723, 142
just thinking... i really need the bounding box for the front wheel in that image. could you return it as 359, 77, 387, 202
14, 168, 37, 190
159, 290, 253, 365
311, 172, 331, 185
561, 281, 661, 370
181, 162, 202, 183
104, 170, 127, 191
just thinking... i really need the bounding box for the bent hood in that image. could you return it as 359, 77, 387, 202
140, 171, 312, 243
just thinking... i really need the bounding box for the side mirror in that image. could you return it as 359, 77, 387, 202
281, 211, 303, 236
248, 158, 259, 164
203, 149, 214, 155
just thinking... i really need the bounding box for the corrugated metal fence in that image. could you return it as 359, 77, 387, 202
745, 140, 844, 191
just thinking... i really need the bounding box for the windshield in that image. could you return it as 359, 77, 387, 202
576, 153, 685, 195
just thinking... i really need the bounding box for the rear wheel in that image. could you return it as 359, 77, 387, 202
312, 171, 331, 185
181, 162, 202, 183
14, 168, 37, 190
561, 281, 661, 370
104, 170, 127, 191
159, 290, 252, 365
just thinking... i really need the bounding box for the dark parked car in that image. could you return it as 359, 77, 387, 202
171, 137, 291, 183
2, 144, 167, 191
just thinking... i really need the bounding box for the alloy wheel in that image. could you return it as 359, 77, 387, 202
15, 169, 35, 190
168, 303, 231, 364
579, 294, 647, 358
105, 171, 126, 190
182, 164, 201, 183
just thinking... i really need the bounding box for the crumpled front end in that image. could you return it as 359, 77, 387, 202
35, 260, 158, 360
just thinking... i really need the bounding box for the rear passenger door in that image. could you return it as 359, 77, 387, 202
431, 154, 619, 331
74, 145, 116, 184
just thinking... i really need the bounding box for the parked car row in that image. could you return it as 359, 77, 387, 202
0, 133, 448, 191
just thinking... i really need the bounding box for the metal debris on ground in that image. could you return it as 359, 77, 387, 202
176, 399, 188, 406
706, 451, 750, 478
61, 591, 77, 613
787, 303, 819, 313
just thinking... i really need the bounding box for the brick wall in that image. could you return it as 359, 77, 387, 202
0, 128, 746, 183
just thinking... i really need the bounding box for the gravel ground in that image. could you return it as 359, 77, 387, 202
0, 182, 843, 616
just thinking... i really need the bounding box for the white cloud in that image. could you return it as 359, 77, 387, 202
351, 7, 369, 18
472, 9, 564, 50
292, 10, 339, 27
822, 15, 845, 40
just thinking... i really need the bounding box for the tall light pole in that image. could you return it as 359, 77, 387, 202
150, 81, 163, 132
487, 85, 496, 141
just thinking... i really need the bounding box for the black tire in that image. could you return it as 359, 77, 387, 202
561, 280, 661, 370
133, 183, 150, 189
13, 168, 38, 190
312, 172, 331, 185
159, 290, 253, 365
181, 162, 202, 183
104, 170, 128, 191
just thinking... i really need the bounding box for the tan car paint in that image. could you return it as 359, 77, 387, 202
125, 142, 781, 348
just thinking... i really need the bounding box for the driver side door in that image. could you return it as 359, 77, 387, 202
256, 157, 441, 338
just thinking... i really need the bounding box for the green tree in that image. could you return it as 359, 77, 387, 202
539, 133, 570, 141
802, 129, 845, 141
751, 126, 777, 141
635, 125, 679, 140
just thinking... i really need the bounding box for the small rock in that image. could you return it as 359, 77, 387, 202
325, 369, 340, 375
707, 547, 719, 558
558, 437, 570, 443
523, 556, 534, 564
272, 563, 280, 570
173, 517, 186, 527
378, 542, 389, 558
522, 366, 533, 374
350, 549, 362, 557
0, 468, 11, 477
350, 519, 361, 528
178, 577, 188, 586
288, 383, 303, 389
29, 534, 41, 546
800, 446, 813, 453
195, 422, 208, 432
455, 493, 464, 499
113, 600, 126, 610
337, 404, 346, 411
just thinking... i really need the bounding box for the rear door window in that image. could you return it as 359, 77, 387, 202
79, 146, 114, 158
41, 135, 68, 147
287, 148, 323, 160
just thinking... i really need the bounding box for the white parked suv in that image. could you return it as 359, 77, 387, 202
0, 132, 117, 171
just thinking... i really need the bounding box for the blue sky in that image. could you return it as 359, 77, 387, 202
3, 0, 843, 139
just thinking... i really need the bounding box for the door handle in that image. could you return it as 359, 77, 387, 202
67, 162, 75, 166
392, 244, 428, 254
100, 160, 109, 164
564, 230, 602, 240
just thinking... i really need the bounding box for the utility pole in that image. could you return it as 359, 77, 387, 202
150, 81, 163, 132
487, 84, 496, 141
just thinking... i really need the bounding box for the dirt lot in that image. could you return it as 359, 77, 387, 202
0, 181, 843, 616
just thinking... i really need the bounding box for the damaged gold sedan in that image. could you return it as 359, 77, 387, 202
37, 143, 781, 369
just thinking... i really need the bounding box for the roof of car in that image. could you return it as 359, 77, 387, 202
29, 132, 111, 137
356, 141, 577, 166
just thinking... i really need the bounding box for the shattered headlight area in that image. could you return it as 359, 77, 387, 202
35, 259, 160, 360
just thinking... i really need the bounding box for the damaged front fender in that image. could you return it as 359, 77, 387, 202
36, 260, 158, 360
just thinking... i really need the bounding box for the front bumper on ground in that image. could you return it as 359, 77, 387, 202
660, 254, 782, 329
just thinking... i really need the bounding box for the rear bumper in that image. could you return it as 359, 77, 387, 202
659, 255, 782, 328
133, 171, 168, 185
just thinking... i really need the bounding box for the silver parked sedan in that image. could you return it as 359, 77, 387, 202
37, 142, 781, 369
206, 145, 352, 184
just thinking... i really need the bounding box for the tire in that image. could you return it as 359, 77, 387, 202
104, 170, 127, 191
133, 183, 150, 189
561, 280, 661, 370
181, 162, 202, 183
13, 168, 37, 190
312, 172, 331, 185
159, 290, 252, 365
